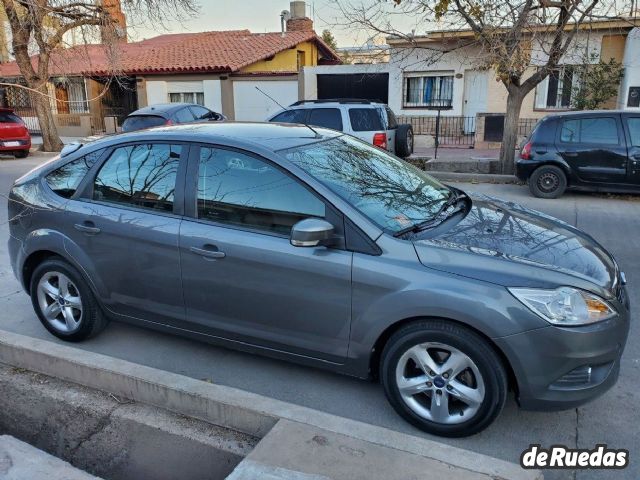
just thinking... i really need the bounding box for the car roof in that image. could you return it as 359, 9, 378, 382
289, 99, 385, 108
74, 122, 342, 154
543, 109, 629, 118
128, 103, 199, 117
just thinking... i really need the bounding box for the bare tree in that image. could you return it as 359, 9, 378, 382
0, 0, 198, 152
335, 0, 633, 172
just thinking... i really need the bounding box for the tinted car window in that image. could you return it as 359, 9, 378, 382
197, 147, 325, 235
0, 112, 22, 123
93, 144, 181, 212
308, 109, 343, 131
349, 108, 383, 132
45, 150, 103, 198
121, 115, 166, 132
174, 108, 195, 123
270, 110, 307, 124
190, 105, 213, 120
627, 118, 640, 146
560, 117, 619, 144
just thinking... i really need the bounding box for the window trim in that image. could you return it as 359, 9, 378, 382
42, 148, 109, 200
402, 72, 455, 109
183, 143, 346, 246
76, 141, 190, 218
556, 116, 622, 147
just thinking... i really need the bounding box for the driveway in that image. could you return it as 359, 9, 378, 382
1, 155, 638, 479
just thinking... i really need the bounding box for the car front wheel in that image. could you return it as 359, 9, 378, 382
381, 320, 508, 437
30, 258, 108, 342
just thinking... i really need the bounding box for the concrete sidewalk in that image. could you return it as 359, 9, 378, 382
0, 329, 541, 480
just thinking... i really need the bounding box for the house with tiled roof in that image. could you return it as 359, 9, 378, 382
0, 1, 340, 135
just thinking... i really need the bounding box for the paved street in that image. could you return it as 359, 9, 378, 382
1, 154, 638, 479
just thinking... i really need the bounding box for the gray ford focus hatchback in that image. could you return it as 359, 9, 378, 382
8, 123, 630, 437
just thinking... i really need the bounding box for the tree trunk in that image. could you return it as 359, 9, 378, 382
499, 88, 524, 175
30, 84, 64, 152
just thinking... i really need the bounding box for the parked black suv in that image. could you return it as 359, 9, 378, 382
516, 110, 640, 198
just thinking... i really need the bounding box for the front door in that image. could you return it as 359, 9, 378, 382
179, 145, 352, 363
623, 116, 640, 185
556, 115, 629, 184
463, 70, 488, 133
63, 142, 186, 324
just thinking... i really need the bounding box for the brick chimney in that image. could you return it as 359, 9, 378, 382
100, 0, 127, 43
286, 1, 314, 32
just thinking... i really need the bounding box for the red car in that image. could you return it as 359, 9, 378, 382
0, 108, 31, 158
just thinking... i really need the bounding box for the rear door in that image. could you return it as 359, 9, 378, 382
347, 107, 390, 151
623, 115, 640, 185
307, 108, 344, 132
556, 115, 628, 184
62, 142, 187, 325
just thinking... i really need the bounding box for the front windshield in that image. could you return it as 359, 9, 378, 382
281, 135, 451, 233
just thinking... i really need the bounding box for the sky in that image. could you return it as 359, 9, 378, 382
129, 0, 415, 48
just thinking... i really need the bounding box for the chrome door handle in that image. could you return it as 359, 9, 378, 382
74, 223, 101, 235
190, 246, 226, 259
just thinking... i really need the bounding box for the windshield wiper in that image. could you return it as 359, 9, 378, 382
393, 188, 468, 238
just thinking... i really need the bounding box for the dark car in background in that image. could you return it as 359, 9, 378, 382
122, 103, 226, 132
8, 123, 629, 437
0, 108, 31, 158
517, 110, 640, 198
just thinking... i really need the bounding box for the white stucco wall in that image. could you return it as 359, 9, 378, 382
618, 28, 640, 109
145, 81, 168, 106
203, 79, 223, 112
232, 80, 299, 121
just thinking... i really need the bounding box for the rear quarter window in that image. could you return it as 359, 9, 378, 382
45, 150, 103, 198
121, 115, 166, 132
349, 108, 384, 132
270, 109, 307, 124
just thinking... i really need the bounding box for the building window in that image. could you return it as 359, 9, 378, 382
535, 66, 578, 110
403, 73, 454, 108
168, 92, 204, 105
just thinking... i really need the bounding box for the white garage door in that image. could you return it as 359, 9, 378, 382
233, 80, 298, 121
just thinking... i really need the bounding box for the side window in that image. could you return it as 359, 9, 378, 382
270, 109, 307, 124
560, 119, 580, 143
349, 108, 384, 132
45, 150, 103, 199
93, 144, 181, 212
626, 118, 640, 146
308, 109, 343, 131
197, 147, 326, 235
174, 108, 195, 123
560, 117, 619, 144
385, 107, 398, 129
190, 105, 212, 120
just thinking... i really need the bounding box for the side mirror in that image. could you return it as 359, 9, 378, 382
290, 218, 335, 247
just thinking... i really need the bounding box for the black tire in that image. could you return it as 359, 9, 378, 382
380, 319, 508, 438
30, 258, 108, 342
14, 150, 29, 159
395, 124, 414, 158
528, 165, 567, 199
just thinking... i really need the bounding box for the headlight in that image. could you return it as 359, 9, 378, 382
509, 287, 616, 326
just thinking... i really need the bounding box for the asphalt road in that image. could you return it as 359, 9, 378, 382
1, 154, 638, 479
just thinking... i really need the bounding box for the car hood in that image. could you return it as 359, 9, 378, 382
413, 195, 618, 291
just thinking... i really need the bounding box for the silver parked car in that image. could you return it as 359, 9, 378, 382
8, 123, 629, 437
267, 99, 414, 158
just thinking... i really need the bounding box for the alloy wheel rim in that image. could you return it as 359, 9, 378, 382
37, 271, 83, 333
407, 131, 414, 152
395, 342, 485, 425
538, 172, 559, 192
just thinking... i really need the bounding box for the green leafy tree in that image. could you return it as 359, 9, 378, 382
572, 57, 624, 110
322, 29, 338, 51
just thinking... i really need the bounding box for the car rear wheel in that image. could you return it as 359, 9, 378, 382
30, 258, 108, 342
380, 320, 507, 437
395, 124, 414, 158
529, 165, 567, 199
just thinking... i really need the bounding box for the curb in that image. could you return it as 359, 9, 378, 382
0, 329, 541, 480
428, 171, 521, 183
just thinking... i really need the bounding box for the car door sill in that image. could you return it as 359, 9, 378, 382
110, 311, 346, 367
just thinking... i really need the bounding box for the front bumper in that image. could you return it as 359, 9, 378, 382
495, 286, 630, 411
